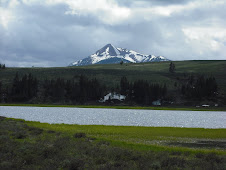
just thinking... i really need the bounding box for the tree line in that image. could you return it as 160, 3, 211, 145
10, 73, 38, 102
120, 76, 167, 105
0, 81, 2, 103
0, 72, 219, 105
41, 75, 106, 104
181, 75, 218, 99
0, 73, 168, 105
0, 63, 6, 69
1, 73, 106, 104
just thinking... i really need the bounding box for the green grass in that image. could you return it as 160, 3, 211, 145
1, 103, 226, 111
1, 117, 226, 169
25, 119, 226, 154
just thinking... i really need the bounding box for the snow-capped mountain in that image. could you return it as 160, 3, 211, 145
69, 44, 169, 66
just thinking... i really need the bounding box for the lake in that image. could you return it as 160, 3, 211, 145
0, 106, 225, 128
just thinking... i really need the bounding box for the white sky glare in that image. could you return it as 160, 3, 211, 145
0, 0, 226, 67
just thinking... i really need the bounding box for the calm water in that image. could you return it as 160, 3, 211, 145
0, 106, 225, 128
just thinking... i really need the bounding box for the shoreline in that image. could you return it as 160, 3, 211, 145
0, 103, 226, 111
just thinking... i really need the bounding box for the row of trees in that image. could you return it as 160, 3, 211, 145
2, 73, 167, 105
42, 75, 106, 104
0, 72, 218, 105
10, 73, 38, 102
0, 63, 6, 69
120, 76, 167, 104
5, 73, 106, 104
0, 81, 2, 102
181, 75, 218, 99
0, 64, 6, 101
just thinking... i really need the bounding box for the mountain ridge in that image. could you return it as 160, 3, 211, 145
69, 44, 169, 66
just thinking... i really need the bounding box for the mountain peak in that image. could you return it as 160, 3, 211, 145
96, 43, 120, 56
105, 43, 114, 47
69, 44, 169, 66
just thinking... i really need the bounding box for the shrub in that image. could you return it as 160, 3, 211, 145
47, 130, 55, 133
74, 132, 86, 138
13, 130, 27, 139
28, 126, 43, 135
97, 140, 110, 146
195, 152, 205, 158
70, 159, 85, 170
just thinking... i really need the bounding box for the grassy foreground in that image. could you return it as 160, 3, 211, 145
1, 103, 226, 111
1, 117, 226, 169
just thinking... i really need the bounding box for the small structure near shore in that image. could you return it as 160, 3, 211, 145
99, 92, 126, 102
152, 100, 161, 106
202, 104, 210, 107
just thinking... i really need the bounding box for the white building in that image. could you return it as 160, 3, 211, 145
152, 100, 161, 106
99, 92, 126, 102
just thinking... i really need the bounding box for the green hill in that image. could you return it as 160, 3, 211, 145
1, 60, 226, 90
0, 60, 226, 106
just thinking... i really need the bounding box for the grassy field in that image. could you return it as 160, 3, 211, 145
1, 117, 226, 169
25, 119, 226, 153
1, 60, 226, 92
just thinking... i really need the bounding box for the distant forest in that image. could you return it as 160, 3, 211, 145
0, 73, 167, 104
0, 71, 218, 106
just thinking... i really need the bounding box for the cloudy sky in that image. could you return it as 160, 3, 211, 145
0, 0, 226, 67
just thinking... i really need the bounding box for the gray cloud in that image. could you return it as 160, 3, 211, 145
116, 0, 194, 7
0, 0, 225, 67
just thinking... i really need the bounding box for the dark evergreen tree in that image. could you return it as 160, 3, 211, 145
0, 81, 2, 102
169, 62, 175, 73
163, 83, 167, 97
181, 84, 186, 95
120, 77, 167, 105
11, 72, 20, 101
42, 79, 51, 102
181, 75, 218, 99
89, 78, 103, 100
53, 78, 65, 102
133, 80, 149, 104
79, 75, 88, 104
120, 76, 129, 95
0, 64, 6, 69
41, 75, 106, 104
71, 82, 80, 102
10, 73, 38, 102
4, 87, 9, 103
65, 80, 72, 102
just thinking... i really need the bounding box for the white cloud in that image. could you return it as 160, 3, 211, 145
129, 0, 226, 21
61, 0, 131, 25
0, 0, 21, 29
1, 0, 226, 66
0, 5, 16, 29
183, 26, 226, 52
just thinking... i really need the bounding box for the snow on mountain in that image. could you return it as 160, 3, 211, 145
69, 44, 169, 66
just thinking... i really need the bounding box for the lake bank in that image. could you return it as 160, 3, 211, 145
1, 103, 226, 111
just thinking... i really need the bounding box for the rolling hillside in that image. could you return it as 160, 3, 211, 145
0, 60, 226, 92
